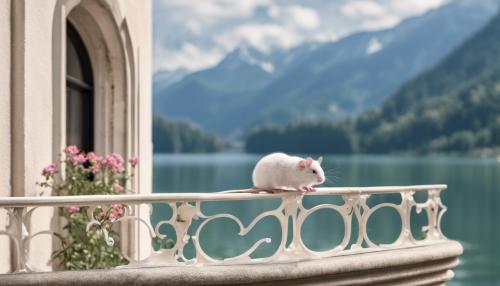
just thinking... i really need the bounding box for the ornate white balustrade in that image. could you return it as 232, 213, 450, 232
0, 185, 449, 274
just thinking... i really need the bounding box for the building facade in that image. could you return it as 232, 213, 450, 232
0, 0, 152, 272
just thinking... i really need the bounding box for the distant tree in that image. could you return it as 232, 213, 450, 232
492, 117, 500, 145
475, 129, 492, 147
245, 121, 357, 154
152, 116, 223, 153
447, 131, 475, 152
426, 136, 449, 153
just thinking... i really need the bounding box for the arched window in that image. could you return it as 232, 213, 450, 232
66, 21, 94, 152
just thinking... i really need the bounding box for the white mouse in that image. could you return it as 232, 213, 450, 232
252, 153, 325, 192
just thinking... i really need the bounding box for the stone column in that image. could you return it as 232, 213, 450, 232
0, 0, 12, 274
10, 0, 56, 272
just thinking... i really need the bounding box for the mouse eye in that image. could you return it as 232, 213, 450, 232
312, 170, 317, 174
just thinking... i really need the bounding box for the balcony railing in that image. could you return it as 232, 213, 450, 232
0, 185, 449, 274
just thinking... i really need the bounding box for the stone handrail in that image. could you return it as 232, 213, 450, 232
0, 184, 449, 274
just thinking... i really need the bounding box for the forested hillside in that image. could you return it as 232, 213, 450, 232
153, 116, 223, 153
357, 10, 500, 154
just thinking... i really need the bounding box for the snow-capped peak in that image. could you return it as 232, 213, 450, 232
366, 37, 382, 55
233, 44, 275, 73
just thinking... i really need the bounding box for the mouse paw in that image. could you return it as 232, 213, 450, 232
300, 186, 316, 193
305, 186, 316, 193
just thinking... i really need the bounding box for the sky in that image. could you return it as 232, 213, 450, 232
153, 0, 449, 73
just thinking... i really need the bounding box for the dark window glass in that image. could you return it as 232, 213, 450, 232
66, 22, 94, 152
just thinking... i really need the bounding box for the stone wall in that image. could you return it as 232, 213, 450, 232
0, 0, 152, 272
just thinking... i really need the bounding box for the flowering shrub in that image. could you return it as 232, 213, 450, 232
38, 145, 139, 270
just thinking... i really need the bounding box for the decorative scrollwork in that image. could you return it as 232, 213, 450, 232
416, 189, 447, 240
297, 202, 352, 257
192, 208, 275, 264
0, 185, 451, 274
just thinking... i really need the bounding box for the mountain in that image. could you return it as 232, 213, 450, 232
154, 0, 499, 137
257, 0, 498, 122
357, 9, 500, 153
153, 43, 318, 137
153, 69, 189, 96
245, 9, 500, 155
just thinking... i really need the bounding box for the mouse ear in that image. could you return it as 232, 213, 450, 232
317, 156, 323, 165
306, 157, 313, 167
298, 160, 306, 169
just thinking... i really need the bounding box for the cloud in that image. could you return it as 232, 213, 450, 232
215, 24, 299, 53
388, 0, 449, 15
340, 0, 449, 30
154, 0, 449, 73
359, 15, 400, 30
340, 1, 396, 30
185, 20, 202, 35
270, 5, 321, 30
312, 32, 339, 43
214, 4, 320, 53
154, 43, 224, 72
341, 1, 386, 18
215, 5, 320, 52
160, 0, 273, 21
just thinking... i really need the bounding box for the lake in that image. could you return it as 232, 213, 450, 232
153, 153, 500, 285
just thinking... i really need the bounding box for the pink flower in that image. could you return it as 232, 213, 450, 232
113, 204, 123, 213
129, 156, 139, 167
42, 163, 57, 176
69, 154, 86, 164
64, 145, 79, 156
65, 206, 80, 213
86, 152, 98, 162
110, 213, 119, 221
75, 154, 86, 163
91, 163, 101, 174
88, 153, 104, 173
113, 183, 124, 193
110, 204, 124, 221
106, 153, 125, 173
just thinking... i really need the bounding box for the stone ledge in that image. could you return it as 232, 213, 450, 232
1, 240, 463, 286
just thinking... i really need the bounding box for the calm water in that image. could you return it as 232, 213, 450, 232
153, 153, 500, 285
